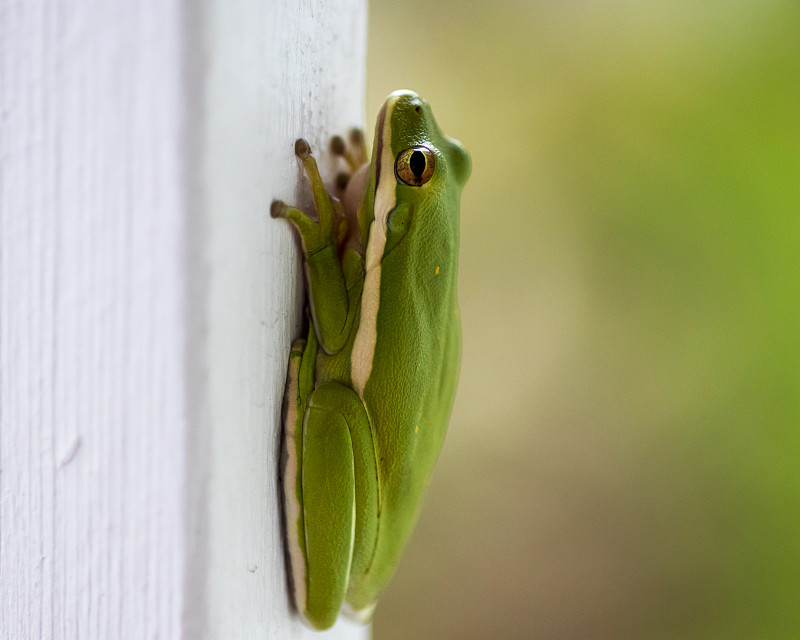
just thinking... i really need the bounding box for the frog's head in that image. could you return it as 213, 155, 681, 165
384, 90, 471, 190
359, 90, 471, 269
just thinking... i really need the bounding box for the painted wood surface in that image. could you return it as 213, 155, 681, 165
0, 0, 368, 638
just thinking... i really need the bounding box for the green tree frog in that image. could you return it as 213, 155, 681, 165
271, 90, 470, 630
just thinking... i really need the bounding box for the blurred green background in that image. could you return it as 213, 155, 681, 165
365, 1, 800, 638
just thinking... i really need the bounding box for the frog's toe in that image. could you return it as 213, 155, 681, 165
331, 135, 346, 156
331, 129, 367, 171
348, 128, 367, 165
335, 172, 350, 192
341, 601, 376, 624
294, 137, 312, 159
270, 199, 288, 219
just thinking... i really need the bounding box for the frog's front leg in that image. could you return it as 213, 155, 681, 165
331, 128, 367, 178
286, 381, 380, 631
271, 139, 364, 354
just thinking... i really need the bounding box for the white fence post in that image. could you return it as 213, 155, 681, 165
0, 1, 369, 638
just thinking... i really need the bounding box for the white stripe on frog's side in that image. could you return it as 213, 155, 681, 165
350, 94, 400, 396
281, 349, 306, 614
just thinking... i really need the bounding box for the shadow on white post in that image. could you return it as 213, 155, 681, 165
0, 1, 369, 638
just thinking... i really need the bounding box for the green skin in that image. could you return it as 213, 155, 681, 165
272, 90, 470, 631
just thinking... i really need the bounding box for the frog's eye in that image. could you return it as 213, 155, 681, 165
395, 146, 436, 187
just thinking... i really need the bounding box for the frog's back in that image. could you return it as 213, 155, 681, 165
345, 211, 460, 609
342, 89, 470, 614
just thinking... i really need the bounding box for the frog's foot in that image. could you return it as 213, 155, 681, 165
331, 128, 367, 172
330, 128, 367, 192
270, 138, 348, 254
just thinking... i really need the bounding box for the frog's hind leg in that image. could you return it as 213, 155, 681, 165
280, 325, 317, 621
296, 382, 379, 631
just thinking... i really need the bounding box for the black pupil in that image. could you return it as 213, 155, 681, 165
409, 150, 426, 177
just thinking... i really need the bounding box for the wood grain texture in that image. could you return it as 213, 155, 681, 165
0, 0, 368, 638
191, 0, 368, 638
